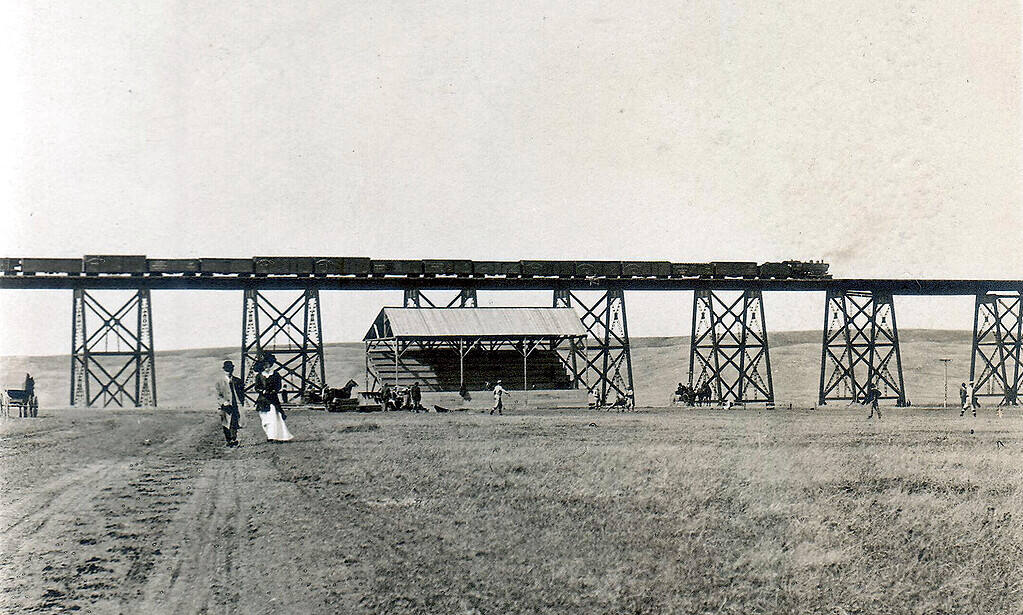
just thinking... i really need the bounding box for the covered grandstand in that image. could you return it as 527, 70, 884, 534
363, 307, 588, 392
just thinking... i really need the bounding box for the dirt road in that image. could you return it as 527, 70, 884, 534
0, 408, 341, 614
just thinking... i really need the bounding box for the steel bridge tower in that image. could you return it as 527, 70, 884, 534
71, 289, 157, 407
818, 289, 906, 406
688, 289, 774, 404
553, 288, 633, 405
970, 290, 1022, 406
241, 288, 325, 404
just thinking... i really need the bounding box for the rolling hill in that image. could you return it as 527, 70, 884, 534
0, 330, 981, 409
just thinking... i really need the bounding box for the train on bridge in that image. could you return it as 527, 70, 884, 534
0, 256, 831, 280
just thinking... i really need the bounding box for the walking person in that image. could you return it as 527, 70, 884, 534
491, 380, 508, 415
254, 353, 293, 442
959, 382, 969, 417
215, 360, 244, 447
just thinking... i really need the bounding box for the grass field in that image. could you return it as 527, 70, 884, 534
3, 404, 1023, 614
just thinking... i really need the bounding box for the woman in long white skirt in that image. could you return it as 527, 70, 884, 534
254, 354, 293, 442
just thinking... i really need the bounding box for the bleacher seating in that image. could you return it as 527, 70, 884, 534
367, 348, 574, 391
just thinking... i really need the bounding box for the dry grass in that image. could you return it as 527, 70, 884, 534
264, 406, 1023, 614
3, 404, 1023, 613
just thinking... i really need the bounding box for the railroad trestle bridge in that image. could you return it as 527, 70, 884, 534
2, 259, 1020, 409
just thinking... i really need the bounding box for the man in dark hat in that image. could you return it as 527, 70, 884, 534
215, 359, 244, 447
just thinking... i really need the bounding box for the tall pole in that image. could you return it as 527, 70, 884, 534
939, 358, 952, 408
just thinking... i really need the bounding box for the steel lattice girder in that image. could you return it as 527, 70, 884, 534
241, 289, 326, 403
818, 289, 906, 405
970, 291, 1022, 406
403, 288, 478, 308
554, 288, 633, 404
70, 289, 157, 407
688, 289, 774, 403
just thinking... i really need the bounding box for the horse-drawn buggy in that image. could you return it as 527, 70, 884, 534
304, 379, 362, 412
3, 374, 38, 418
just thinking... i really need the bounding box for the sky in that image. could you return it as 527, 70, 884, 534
0, 1, 1020, 357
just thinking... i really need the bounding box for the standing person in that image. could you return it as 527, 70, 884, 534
967, 381, 979, 416
866, 383, 882, 420
411, 381, 422, 412
959, 382, 969, 416
215, 360, 243, 447
491, 380, 508, 415
254, 353, 293, 442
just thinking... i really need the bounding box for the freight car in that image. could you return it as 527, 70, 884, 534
472, 261, 522, 277
253, 257, 315, 275
710, 262, 759, 278
200, 258, 254, 275
520, 260, 575, 277
147, 258, 202, 274
574, 261, 622, 278
670, 262, 714, 278
423, 259, 473, 276
84, 255, 147, 275
313, 257, 372, 276
371, 260, 425, 276
623, 261, 672, 278
20, 258, 83, 275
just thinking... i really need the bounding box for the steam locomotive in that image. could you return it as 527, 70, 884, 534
0, 256, 830, 279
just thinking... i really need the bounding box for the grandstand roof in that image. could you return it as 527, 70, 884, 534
364, 307, 586, 340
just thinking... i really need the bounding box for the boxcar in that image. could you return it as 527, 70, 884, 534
520, 260, 575, 277
758, 262, 792, 279
671, 262, 714, 278
472, 261, 522, 277
622, 261, 672, 278
574, 261, 622, 278
253, 257, 315, 275
21, 258, 82, 274
423, 259, 473, 276
313, 257, 372, 276
371, 260, 424, 276
84, 255, 147, 274
147, 258, 201, 273
200, 258, 254, 275
712, 261, 759, 278
0, 258, 17, 274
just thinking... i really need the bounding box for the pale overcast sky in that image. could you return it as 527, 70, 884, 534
1, 1, 1020, 356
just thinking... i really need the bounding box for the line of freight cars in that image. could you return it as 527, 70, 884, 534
0, 256, 831, 279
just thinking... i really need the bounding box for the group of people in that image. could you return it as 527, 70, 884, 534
378, 381, 424, 412
214, 352, 293, 448
672, 382, 713, 407
588, 386, 635, 411
375, 380, 509, 414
